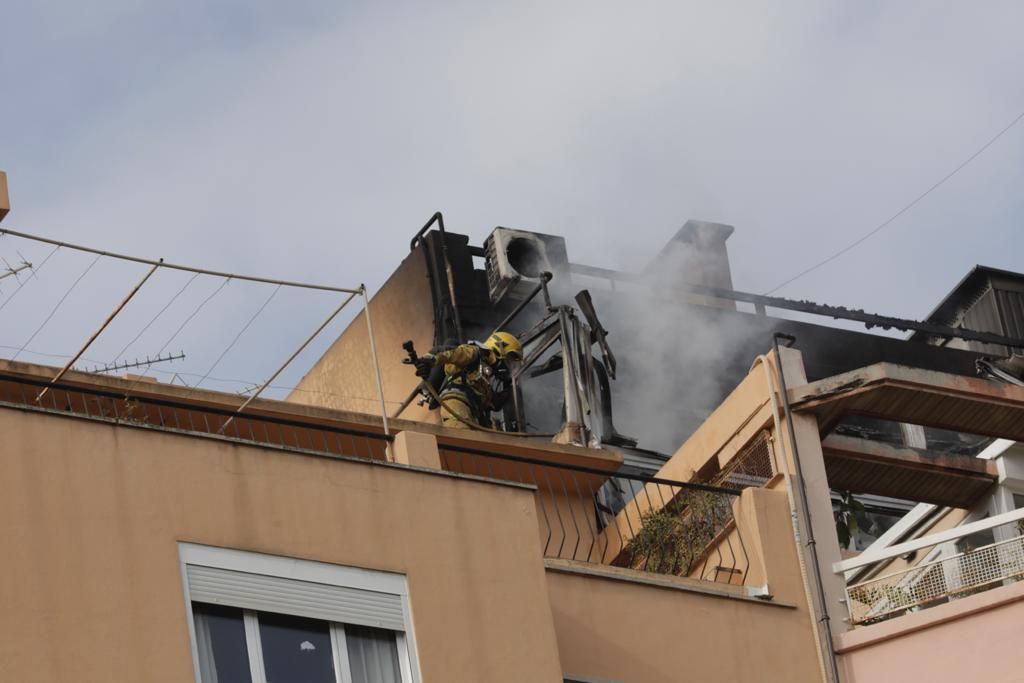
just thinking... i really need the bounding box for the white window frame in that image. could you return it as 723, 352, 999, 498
178, 543, 420, 683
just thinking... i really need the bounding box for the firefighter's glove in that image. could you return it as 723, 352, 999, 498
494, 364, 511, 383
413, 355, 435, 379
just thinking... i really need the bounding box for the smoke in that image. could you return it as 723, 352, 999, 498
477, 221, 766, 453
585, 225, 763, 454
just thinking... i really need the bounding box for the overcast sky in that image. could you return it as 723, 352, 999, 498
1, 1, 1022, 399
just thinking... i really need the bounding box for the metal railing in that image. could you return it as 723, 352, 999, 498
0, 372, 392, 461
439, 443, 750, 584
835, 507, 1024, 625
707, 429, 776, 491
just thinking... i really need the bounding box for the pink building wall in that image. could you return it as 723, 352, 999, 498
836, 581, 1024, 683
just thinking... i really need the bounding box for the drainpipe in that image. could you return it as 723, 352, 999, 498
752, 354, 831, 683
765, 334, 841, 683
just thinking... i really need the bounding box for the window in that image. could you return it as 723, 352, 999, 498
179, 544, 419, 683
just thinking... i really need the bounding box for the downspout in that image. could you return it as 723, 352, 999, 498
753, 354, 831, 683
767, 334, 841, 683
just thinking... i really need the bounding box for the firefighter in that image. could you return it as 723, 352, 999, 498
412, 332, 523, 429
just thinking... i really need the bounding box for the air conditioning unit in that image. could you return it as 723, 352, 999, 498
484, 228, 566, 304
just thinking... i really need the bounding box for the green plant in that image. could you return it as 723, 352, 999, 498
835, 490, 865, 548
626, 490, 732, 576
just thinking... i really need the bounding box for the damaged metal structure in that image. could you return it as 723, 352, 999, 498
398, 217, 638, 450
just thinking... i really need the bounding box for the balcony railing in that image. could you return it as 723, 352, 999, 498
834, 507, 1024, 625
439, 443, 750, 584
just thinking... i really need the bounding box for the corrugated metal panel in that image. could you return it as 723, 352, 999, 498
186, 565, 405, 630
960, 287, 1005, 355
995, 288, 1024, 353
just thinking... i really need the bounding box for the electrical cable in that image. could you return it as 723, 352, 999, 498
765, 106, 1024, 295
0, 244, 60, 314
191, 284, 281, 390
110, 272, 200, 364
12, 253, 101, 360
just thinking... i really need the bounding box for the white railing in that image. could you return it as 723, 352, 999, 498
834, 507, 1024, 625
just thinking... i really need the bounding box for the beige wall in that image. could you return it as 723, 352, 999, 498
287, 247, 438, 424
0, 409, 565, 682
836, 581, 1024, 683
546, 489, 823, 683
0, 170, 9, 222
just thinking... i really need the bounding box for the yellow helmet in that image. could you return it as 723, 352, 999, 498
485, 331, 523, 362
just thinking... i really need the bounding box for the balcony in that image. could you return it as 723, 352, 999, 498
835, 507, 1024, 626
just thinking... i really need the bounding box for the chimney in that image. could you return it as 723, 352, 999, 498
645, 219, 735, 309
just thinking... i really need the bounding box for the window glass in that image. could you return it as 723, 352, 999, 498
346, 625, 402, 683
193, 603, 253, 683
258, 612, 335, 683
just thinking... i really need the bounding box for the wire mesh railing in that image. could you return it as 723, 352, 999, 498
843, 515, 1024, 625
706, 429, 776, 491
0, 372, 392, 461
438, 444, 750, 584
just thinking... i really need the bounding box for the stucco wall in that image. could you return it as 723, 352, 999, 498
0, 408, 564, 682
836, 581, 1024, 683
546, 568, 819, 683
546, 488, 823, 683
287, 247, 437, 424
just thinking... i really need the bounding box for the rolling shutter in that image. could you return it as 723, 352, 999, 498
186, 564, 405, 631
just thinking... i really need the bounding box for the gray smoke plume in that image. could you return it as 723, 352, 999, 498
581, 221, 761, 454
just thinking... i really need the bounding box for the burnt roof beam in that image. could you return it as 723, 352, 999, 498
569, 263, 1024, 351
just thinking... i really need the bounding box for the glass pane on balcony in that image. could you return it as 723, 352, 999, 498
192, 603, 253, 683
258, 612, 335, 683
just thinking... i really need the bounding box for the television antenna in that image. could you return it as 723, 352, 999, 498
90, 350, 186, 375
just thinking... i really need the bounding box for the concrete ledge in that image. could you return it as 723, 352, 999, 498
835, 580, 1024, 653
0, 358, 619, 470
0, 400, 538, 493
544, 558, 797, 608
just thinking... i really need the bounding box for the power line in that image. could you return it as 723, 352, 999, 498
12, 253, 102, 360
765, 106, 1024, 295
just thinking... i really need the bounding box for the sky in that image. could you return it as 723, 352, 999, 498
1, 0, 1023, 400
